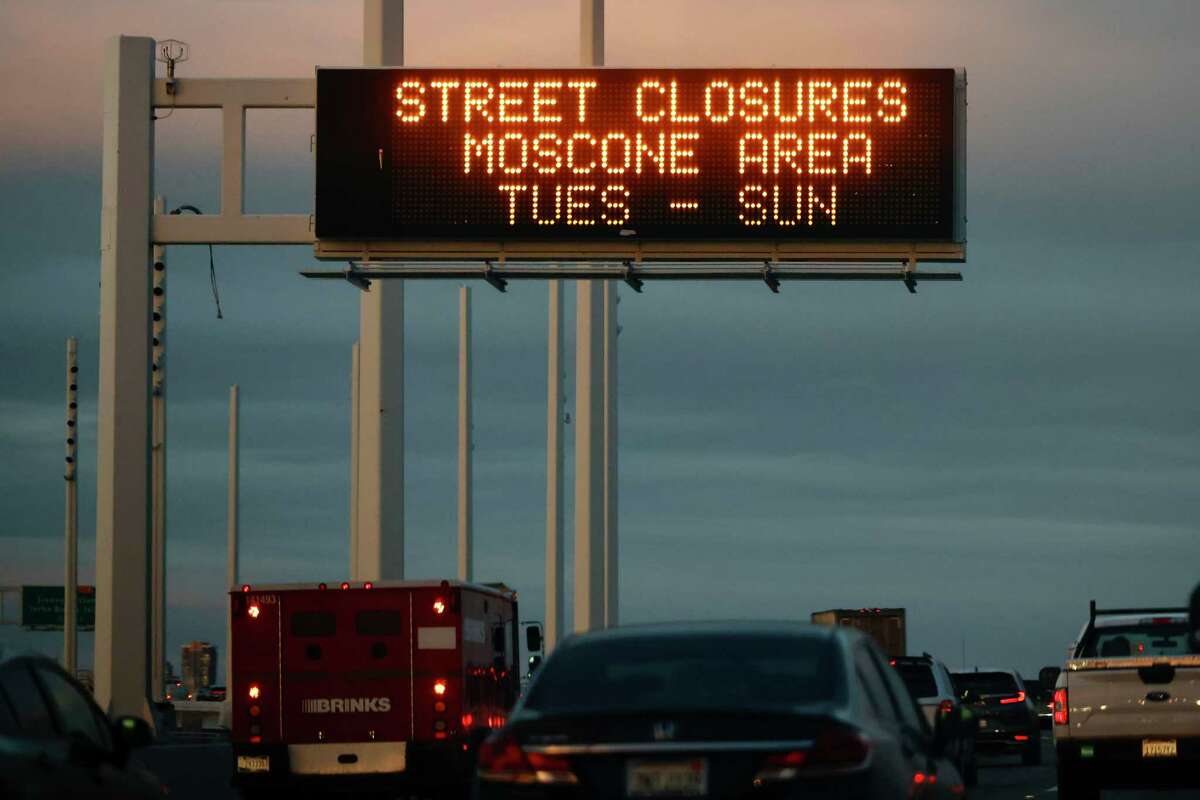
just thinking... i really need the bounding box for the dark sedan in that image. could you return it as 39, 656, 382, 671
474, 622, 962, 800
0, 650, 162, 798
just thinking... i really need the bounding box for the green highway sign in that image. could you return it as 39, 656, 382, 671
21, 586, 95, 630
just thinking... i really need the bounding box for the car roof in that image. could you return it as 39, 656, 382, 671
559, 620, 845, 646
1094, 613, 1187, 628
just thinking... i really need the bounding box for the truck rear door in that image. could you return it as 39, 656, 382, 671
1065, 658, 1200, 739
280, 589, 413, 745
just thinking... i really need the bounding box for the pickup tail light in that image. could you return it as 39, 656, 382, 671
1053, 688, 1069, 725
1000, 691, 1026, 705
477, 732, 578, 785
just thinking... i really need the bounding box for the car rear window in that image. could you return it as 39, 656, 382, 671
952, 671, 1018, 696
291, 611, 336, 637
357, 610, 403, 636
893, 662, 938, 698
524, 633, 842, 713
1081, 623, 1190, 657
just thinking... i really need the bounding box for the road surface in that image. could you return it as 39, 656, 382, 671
137, 732, 1193, 799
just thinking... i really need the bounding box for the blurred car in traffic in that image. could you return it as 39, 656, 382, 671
952, 668, 1041, 765
195, 685, 225, 702
474, 622, 963, 799
1020, 676, 1054, 729
0, 649, 163, 798
891, 654, 977, 786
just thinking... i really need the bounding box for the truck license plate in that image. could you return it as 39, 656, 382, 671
1142, 739, 1177, 758
237, 755, 270, 772
627, 759, 708, 796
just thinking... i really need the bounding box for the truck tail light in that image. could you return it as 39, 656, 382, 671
241, 584, 250, 593
247, 604, 261, 619
477, 731, 578, 785
1000, 691, 1026, 705
433, 597, 447, 614
433, 679, 447, 696
340, 582, 350, 590
1053, 688, 1068, 725
364, 581, 373, 589
248, 684, 261, 700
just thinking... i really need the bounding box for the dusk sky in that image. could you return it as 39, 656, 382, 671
1, 0, 1198, 682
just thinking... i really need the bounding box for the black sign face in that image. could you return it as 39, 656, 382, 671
316, 68, 958, 244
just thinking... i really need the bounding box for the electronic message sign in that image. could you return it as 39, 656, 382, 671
315, 68, 964, 259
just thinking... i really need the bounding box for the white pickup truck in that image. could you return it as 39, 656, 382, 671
1053, 601, 1200, 800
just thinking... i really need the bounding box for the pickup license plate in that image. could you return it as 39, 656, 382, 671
627, 759, 708, 797
237, 755, 270, 773
1142, 739, 1177, 758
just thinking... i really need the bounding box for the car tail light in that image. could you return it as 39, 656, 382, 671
462, 713, 474, 729
754, 750, 808, 782
938, 700, 954, 717
1014, 734, 1030, 742
1053, 688, 1068, 725
1000, 691, 1026, 705
477, 731, 578, 785
808, 726, 871, 771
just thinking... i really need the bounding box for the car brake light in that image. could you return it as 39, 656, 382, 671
477, 731, 578, 785
938, 700, 954, 717
1053, 688, 1068, 725
1000, 691, 1026, 705
462, 713, 474, 728
754, 750, 808, 783
247, 604, 260, 619
433, 679, 447, 696
809, 726, 871, 771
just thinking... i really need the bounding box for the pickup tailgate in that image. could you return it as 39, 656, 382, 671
1064, 656, 1200, 739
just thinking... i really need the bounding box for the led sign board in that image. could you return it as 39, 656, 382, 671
315, 68, 964, 258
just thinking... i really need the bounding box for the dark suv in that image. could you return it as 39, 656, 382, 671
952, 669, 1041, 765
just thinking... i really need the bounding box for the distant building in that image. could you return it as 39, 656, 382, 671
180, 641, 217, 696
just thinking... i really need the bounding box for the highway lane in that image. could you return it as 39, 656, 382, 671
136, 734, 1194, 800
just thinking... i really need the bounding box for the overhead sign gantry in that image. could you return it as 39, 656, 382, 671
313, 68, 966, 270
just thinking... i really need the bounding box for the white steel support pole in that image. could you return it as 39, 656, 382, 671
350, 342, 360, 577
574, 0, 606, 633
574, 284, 605, 632
603, 281, 618, 627
458, 287, 473, 582
150, 196, 167, 702
225, 384, 239, 716
96, 35, 154, 718
545, 281, 564, 650
64, 338, 79, 675
355, 0, 406, 583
